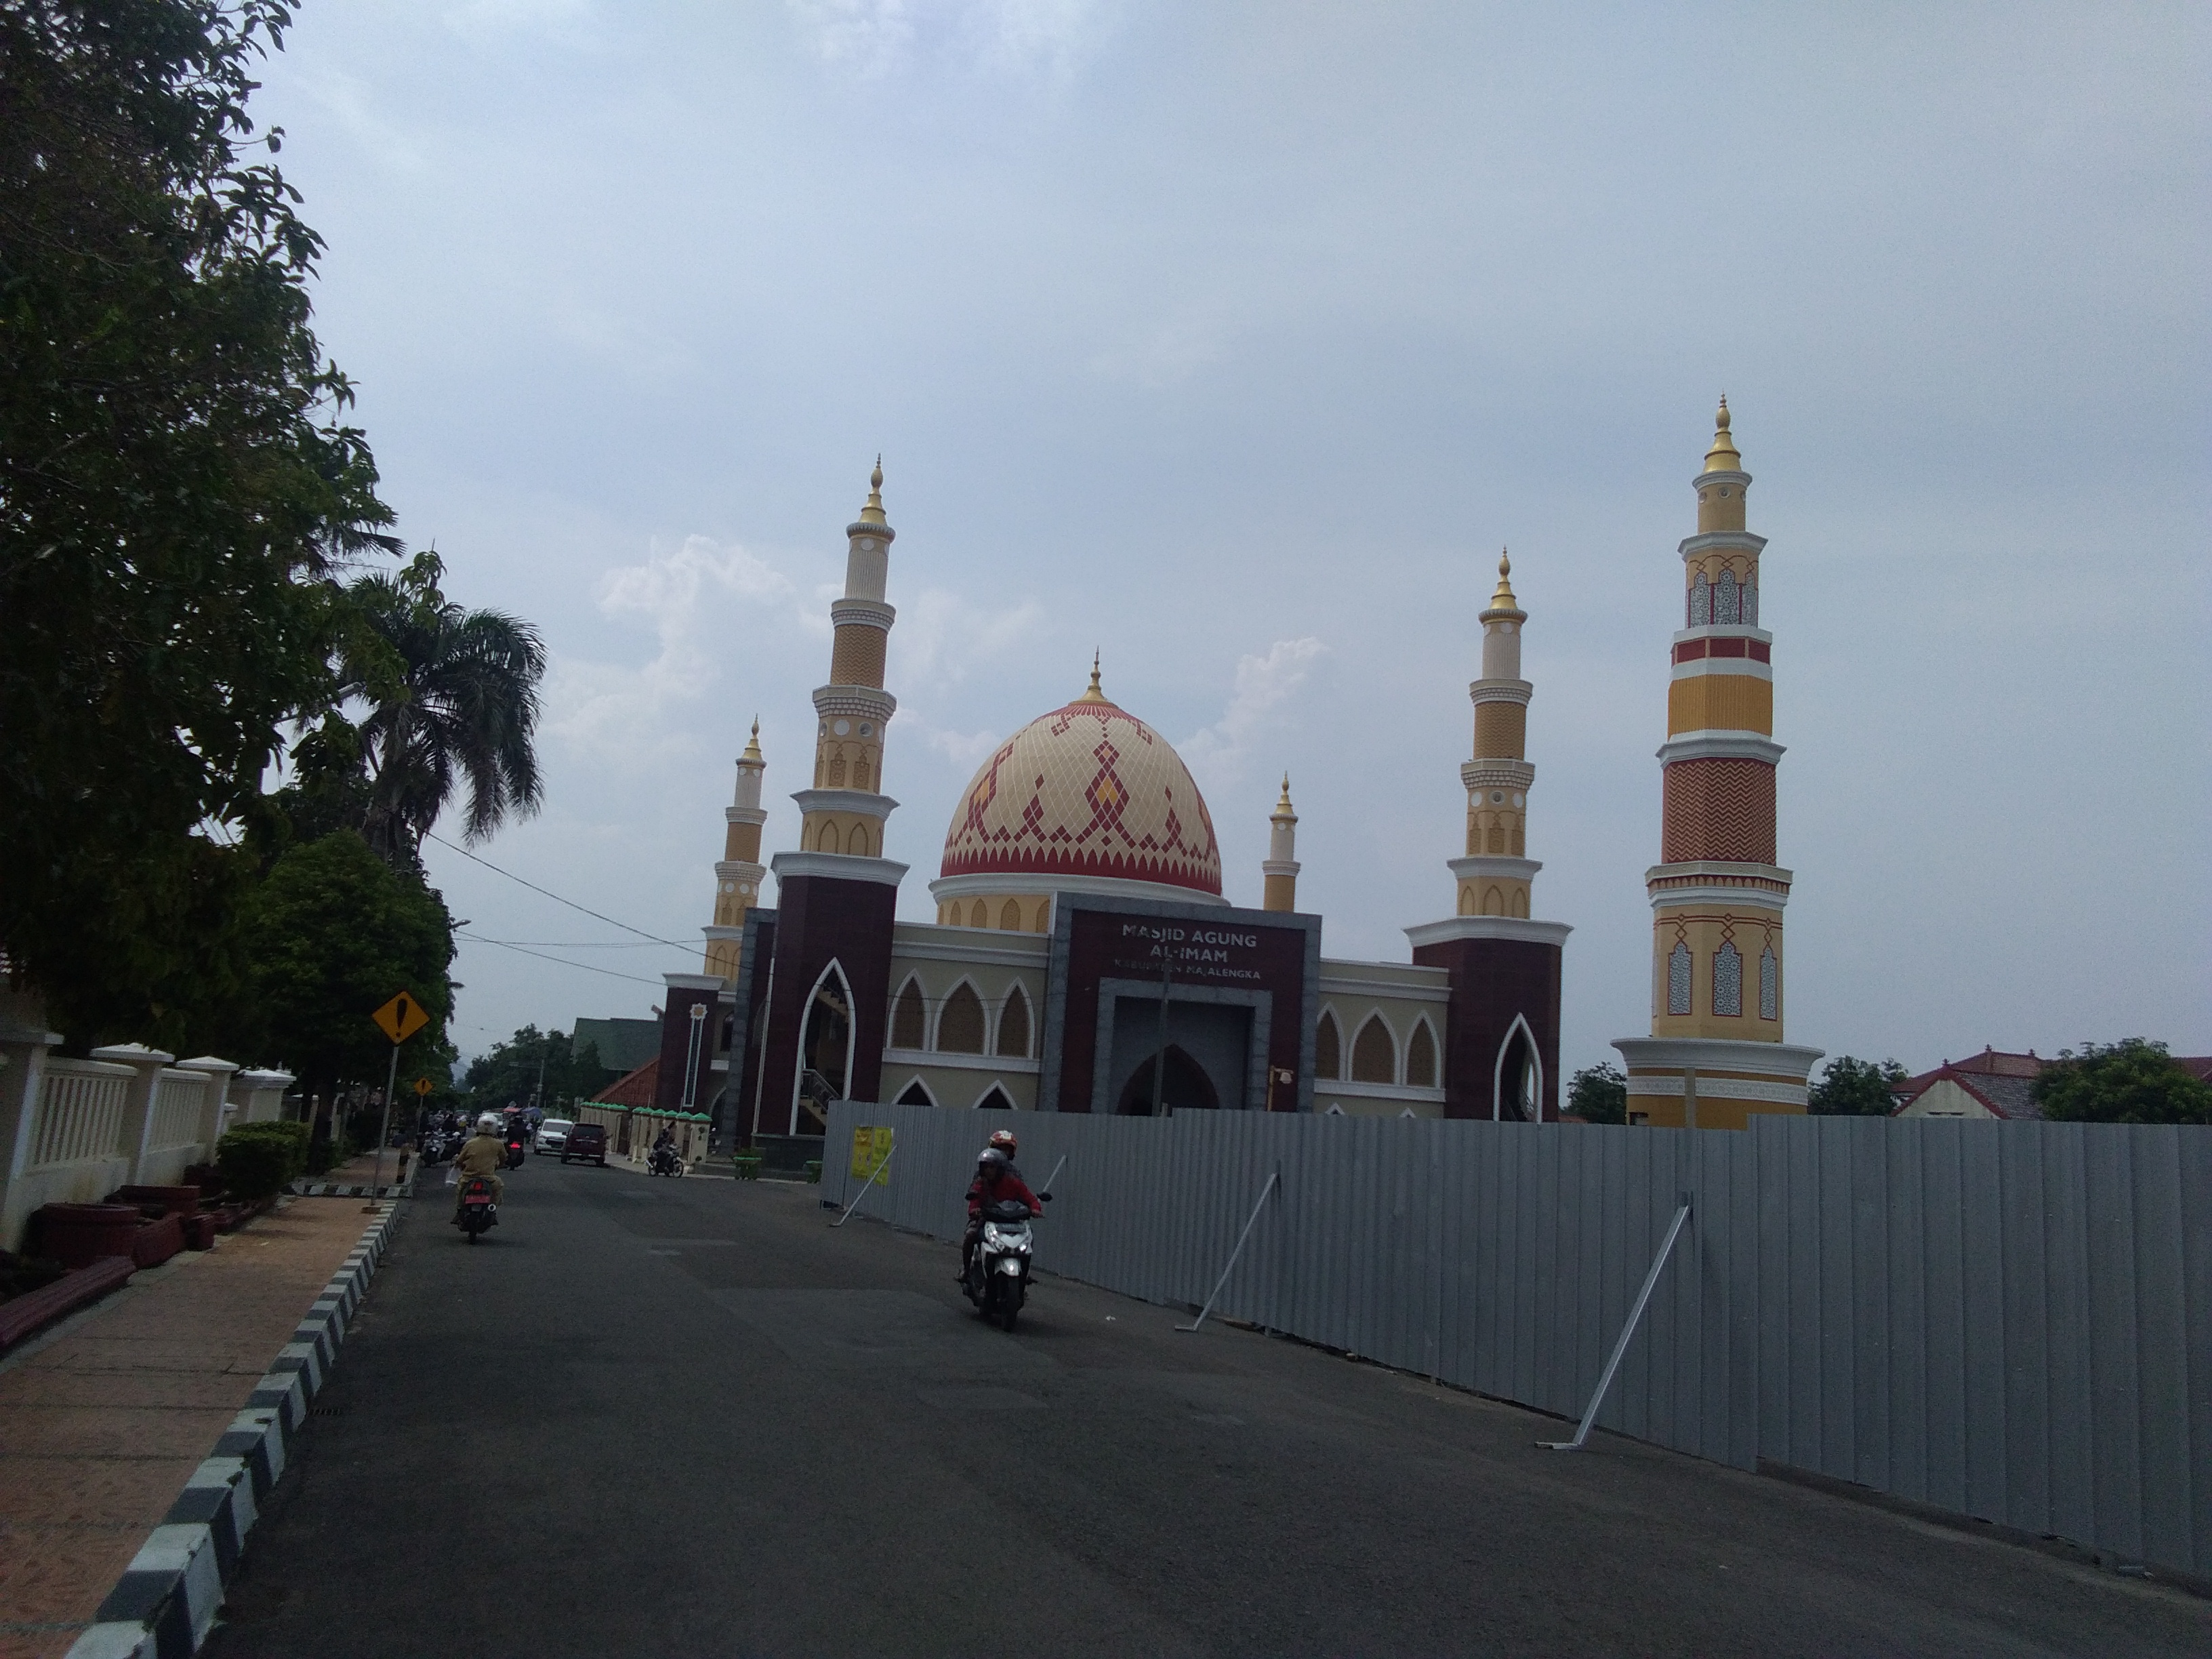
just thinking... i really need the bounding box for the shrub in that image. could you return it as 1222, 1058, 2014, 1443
216, 1122, 310, 1200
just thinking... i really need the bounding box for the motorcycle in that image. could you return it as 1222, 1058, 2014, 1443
647, 1143, 682, 1177
455, 1176, 498, 1244
502, 1135, 527, 1170
962, 1196, 1036, 1330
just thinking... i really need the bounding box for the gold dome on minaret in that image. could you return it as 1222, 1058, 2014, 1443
740, 716, 762, 764
1480, 547, 1525, 622
857, 455, 888, 527
1703, 396, 1742, 472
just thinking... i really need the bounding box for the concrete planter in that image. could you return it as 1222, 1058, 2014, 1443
37, 1203, 144, 1269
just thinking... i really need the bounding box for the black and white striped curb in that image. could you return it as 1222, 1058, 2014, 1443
287, 1174, 415, 1199
64, 1200, 405, 1659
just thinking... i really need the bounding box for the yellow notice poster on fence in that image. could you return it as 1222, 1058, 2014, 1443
850, 1125, 893, 1184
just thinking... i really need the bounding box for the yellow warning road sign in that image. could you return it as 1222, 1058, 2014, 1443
414, 1076, 434, 1097
371, 991, 430, 1045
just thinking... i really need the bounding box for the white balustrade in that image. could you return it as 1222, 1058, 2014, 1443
148, 1070, 209, 1152
28, 1061, 134, 1170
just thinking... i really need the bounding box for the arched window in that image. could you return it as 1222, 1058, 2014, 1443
1511, 888, 1528, 918
975, 1084, 1018, 1113
1351, 1015, 1396, 1084
1315, 1010, 1342, 1080
846, 822, 871, 855
937, 983, 985, 1053
999, 899, 1022, 930
795, 961, 854, 1133
1742, 579, 1758, 627
890, 979, 925, 1050
1406, 1020, 1438, 1089
1690, 573, 1711, 627
1713, 941, 1742, 1017
1484, 886, 1505, 916
1031, 902, 1050, 934
1716, 569, 1740, 625
1759, 947, 1778, 1021
997, 984, 1031, 1058
895, 1078, 935, 1107
1668, 942, 1692, 1016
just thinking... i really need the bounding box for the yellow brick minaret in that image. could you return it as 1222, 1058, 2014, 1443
797, 459, 900, 859
701, 720, 766, 981
1613, 401, 1822, 1128
1261, 775, 1299, 912
1455, 551, 1539, 918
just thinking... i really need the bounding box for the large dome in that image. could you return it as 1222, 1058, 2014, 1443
941, 674, 1223, 898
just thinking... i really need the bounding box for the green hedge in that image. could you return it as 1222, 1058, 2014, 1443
216, 1121, 311, 1200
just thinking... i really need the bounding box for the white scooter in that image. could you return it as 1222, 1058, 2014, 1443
963, 1196, 1037, 1330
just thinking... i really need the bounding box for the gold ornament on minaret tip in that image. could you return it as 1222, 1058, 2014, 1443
1273, 773, 1297, 823
1076, 649, 1111, 705
1480, 546, 1525, 621
740, 717, 762, 764
857, 455, 888, 527
1703, 395, 1742, 472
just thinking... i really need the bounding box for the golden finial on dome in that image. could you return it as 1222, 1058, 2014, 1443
856, 455, 888, 527
1076, 648, 1110, 705
739, 717, 762, 764
1491, 547, 1517, 609
1703, 395, 1741, 472
1273, 773, 1296, 819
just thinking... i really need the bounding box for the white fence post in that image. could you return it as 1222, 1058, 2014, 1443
176, 1056, 241, 1155
229, 1069, 295, 1124
90, 1043, 175, 1185
0, 995, 64, 1250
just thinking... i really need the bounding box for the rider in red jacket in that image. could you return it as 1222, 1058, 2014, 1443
962, 1147, 1040, 1281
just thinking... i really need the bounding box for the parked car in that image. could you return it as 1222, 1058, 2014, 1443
534, 1118, 575, 1155
561, 1124, 609, 1166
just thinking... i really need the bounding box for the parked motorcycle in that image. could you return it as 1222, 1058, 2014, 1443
962, 1196, 1036, 1330
648, 1143, 682, 1177
455, 1176, 498, 1243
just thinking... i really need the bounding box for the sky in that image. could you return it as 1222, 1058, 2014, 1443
251, 0, 2210, 1078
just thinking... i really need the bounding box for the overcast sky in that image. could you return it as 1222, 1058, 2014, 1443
254, 1, 2208, 1078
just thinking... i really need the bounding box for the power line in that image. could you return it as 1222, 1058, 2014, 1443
456, 930, 673, 987
424, 830, 693, 948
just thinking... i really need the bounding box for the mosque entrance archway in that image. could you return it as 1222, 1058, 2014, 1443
1115, 1045, 1218, 1115
1493, 1013, 1541, 1121
794, 960, 855, 1134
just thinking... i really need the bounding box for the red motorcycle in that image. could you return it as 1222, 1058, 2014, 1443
455, 1176, 498, 1244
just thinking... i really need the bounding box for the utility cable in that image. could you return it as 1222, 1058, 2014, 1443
424, 829, 693, 947
455, 930, 674, 988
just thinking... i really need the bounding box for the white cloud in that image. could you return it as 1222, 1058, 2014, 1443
785, 0, 1105, 79
545, 536, 800, 767
1180, 638, 1329, 789
890, 586, 1047, 689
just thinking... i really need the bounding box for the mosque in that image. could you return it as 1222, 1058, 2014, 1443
645, 404, 1820, 1145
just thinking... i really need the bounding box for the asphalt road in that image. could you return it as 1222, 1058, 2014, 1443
205, 1158, 2209, 1658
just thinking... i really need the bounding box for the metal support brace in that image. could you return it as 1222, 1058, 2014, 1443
1541, 1197, 1693, 1451
1036, 1153, 1067, 1200
832, 1145, 893, 1228
1177, 1169, 1279, 1333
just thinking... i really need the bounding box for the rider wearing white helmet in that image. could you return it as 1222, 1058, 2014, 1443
453, 1113, 508, 1217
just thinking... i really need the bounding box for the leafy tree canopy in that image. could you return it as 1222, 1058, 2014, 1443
2033, 1040, 2211, 1126
1809, 1056, 1910, 1117
1567, 1061, 1626, 1125
220, 830, 453, 1101
462, 1025, 614, 1116
0, 0, 399, 1040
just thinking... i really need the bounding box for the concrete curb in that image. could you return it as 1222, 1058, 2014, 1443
63, 1200, 405, 1659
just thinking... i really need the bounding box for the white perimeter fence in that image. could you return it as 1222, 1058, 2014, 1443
825, 1101, 2212, 1579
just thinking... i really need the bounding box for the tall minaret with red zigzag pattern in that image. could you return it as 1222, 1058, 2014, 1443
1614, 401, 1822, 1128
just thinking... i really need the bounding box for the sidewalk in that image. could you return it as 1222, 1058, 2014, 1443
0, 1197, 384, 1659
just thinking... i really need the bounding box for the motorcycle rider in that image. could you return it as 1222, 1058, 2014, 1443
453, 1113, 508, 1219
960, 1147, 1041, 1284
651, 1123, 678, 1174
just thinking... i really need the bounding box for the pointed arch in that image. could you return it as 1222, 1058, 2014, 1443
1406, 1018, 1439, 1089
894, 1076, 937, 1107
1713, 941, 1743, 1017
1350, 1013, 1397, 1084
1667, 941, 1692, 1016
936, 980, 986, 1054
1492, 1010, 1543, 1121
1324, 1103, 1346, 1117
1511, 888, 1529, 918
968, 899, 987, 928
846, 821, 872, 855
1315, 1008, 1343, 1080
1031, 901, 1050, 934
792, 958, 856, 1134
1483, 885, 1506, 916
997, 983, 1031, 1058
999, 899, 1022, 931
1759, 947, 1779, 1021
975, 1084, 1019, 1113
889, 976, 925, 1050
1716, 569, 1740, 626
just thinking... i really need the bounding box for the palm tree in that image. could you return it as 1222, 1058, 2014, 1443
337, 552, 546, 867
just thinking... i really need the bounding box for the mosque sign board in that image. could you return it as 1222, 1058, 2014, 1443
1036, 896, 1321, 1116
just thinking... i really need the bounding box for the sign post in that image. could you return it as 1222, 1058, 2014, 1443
369, 991, 431, 1205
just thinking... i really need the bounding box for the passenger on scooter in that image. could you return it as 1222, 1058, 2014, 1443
453, 1113, 508, 1218
961, 1147, 1040, 1283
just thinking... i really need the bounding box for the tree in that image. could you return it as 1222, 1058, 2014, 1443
336, 552, 545, 870
1567, 1061, 1627, 1125
1809, 1056, 1910, 1116
224, 830, 453, 1106
0, 0, 396, 1040
462, 1025, 615, 1116
2034, 1040, 2212, 1126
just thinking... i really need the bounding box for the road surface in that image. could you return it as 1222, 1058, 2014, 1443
206, 1158, 2209, 1657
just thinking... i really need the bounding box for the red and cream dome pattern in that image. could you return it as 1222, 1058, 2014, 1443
941, 684, 1223, 897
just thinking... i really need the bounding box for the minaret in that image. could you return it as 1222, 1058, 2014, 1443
798, 458, 901, 857
1406, 549, 1570, 1118
1613, 401, 1821, 1128
1456, 550, 1537, 918
701, 720, 766, 981
1262, 775, 1300, 912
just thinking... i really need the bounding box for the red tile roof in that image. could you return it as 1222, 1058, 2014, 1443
596, 1057, 659, 1109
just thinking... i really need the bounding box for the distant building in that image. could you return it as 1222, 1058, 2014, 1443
570, 1017, 662, 1077
1894, 1046, 2212, 1119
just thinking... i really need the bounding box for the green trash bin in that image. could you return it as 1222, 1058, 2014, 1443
803, 1160, 823, 1185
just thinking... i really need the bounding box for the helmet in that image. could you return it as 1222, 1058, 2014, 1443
987, 1129, 1019, 1155
977, 1148, 1010, 1173
478, 1114, 499, 1134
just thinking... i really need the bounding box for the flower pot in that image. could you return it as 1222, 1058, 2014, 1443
35, 1204, 144, 1269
